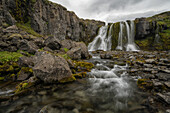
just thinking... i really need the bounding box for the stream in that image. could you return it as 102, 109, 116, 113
0, 53, 149, 113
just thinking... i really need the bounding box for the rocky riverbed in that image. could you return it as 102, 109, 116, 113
0, 50, 169, 113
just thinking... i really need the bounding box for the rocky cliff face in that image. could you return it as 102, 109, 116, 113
0, 0, 104, 43
135, 12, 170, 51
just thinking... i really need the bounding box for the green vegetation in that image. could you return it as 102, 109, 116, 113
111, 22, 120, 50
64, 48, 69, 52
59, 76, 76, 83
0, 51, 23, 63
16, 23, 42, 37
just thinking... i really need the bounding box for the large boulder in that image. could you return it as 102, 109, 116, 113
33, 52, 72, 83
44, 36, 61, 50
67, 42, 90, 60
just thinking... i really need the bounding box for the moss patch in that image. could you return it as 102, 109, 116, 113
16, 23, 42, 37
0, 51, 23, 63
59, 76, 76, 83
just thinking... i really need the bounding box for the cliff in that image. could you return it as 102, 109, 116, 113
0, 0, 104, 43
135, 11, 170, 50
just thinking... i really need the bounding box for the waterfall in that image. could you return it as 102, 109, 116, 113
89, 20, 139, 51
125, 21, 139, 51
116, 22, 124, 50
88, 24, 113, 51
116, 20, 139, 51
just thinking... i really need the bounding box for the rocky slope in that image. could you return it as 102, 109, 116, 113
0, 0, 104, 43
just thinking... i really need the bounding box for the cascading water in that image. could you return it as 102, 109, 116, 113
88, 24, 113, 51
116, 20, 139, 51
125, 21, 139, 51
116, 22, 124, 50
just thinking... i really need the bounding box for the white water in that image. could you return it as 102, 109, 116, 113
88, 55, 133, 110
89, 20, 139, 51
125, 21, 139, 51
88, 24, 113, 51
116, 22, 124, 50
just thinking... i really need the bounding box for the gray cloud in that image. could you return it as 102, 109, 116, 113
50, 0, 170, 22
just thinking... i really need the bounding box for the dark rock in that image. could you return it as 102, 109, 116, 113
44, 36, 61, 50
155, 73, 170, 81
156, 93, 170, 104
33, 38, 45, 48
17, 40, 39, 54
164, 82, 170, 88
18, 56, 34, 67
33, 52, 72, 83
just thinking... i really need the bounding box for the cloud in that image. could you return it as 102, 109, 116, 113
49, 0, 170, 22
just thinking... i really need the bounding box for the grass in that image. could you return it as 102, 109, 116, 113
16, 23, 43, 37
0, 51, 23, 63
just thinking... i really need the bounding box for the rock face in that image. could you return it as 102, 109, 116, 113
33, 52, 72, 83
2, 0, 104, 43
134, 12, 170, 50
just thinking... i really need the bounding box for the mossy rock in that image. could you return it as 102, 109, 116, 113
73, 72, 87, 78
137, 79, 153, 91
73, 61, 94, 71
59, 76, 76, 83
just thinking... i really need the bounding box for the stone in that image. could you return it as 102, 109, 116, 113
17, 67, 33, 81
156, 93, 170, 104
33, 52, 72, 83
33, 38, 45, 48
3, 25, 18, 33
61, 39, 77, 50
18, 56, 34, 67
164, 82, 170, 88
145, 59, 156, 64
44, 36, 61, 50
67, 42, 89, 60
18, 40, 39, 54
67, 47, 82, 60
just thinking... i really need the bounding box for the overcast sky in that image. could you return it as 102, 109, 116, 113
50, 0, 170, 23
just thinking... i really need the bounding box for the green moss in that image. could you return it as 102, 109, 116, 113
73, 72, 87, 78
17, 67, 33, 77
64, 48, 69, 52
135, 37, 154, 51
0, 77, 5, 81
15, 82, 30, 93
0, 51, 23, 63
74, 61, 94, 70
59, 76, 76, 83
16, 23, 42, 37
111, 22, 120, 50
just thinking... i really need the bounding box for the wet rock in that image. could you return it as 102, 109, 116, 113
145, 59, 156, 64
166, 109, 170, 113
18, 40, 39, 54
164, 82, 170, 88
44, 36, 61, 50
156, 93, 170, 104
155, 73, 170, 81
33, 52, 72, 83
